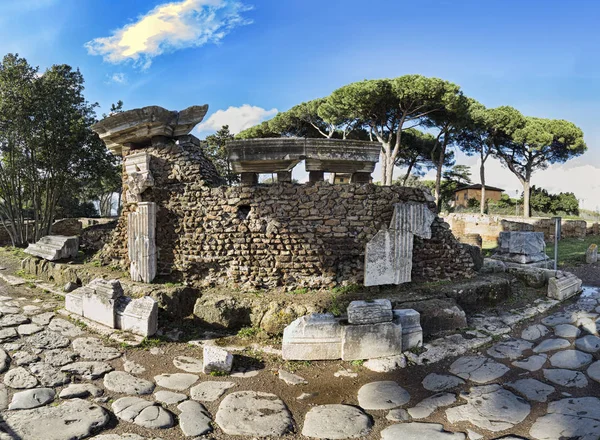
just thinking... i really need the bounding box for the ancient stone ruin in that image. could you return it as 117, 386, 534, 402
491, 231, 552, 267
24, 235, 79, 261
282, 299, 422, 361
91, 105, 475, 291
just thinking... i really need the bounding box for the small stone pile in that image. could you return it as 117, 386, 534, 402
282, 299, 423, 361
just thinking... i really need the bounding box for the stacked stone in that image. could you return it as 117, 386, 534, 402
282, 301, 423, 362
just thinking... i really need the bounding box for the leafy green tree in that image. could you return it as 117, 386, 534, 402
205, 125, 238, 184
495, 117, 586, 217
236, 121, 279, 139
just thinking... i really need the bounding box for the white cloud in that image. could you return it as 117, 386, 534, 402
196, 104, 278, 135
85, 0, 252, 69
107, 73, 127, 84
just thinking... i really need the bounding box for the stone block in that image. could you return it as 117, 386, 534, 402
341, 321, 403, 361
124, 152, 154, 203
498, 232, 545, 255
548, 273, 582, 301
81, 279, 123, 328
347, 299, 393, 325
24, 236, 79, 261
203, 346, 233, 374
65, 293, 83, 316
586, 244, 598, 264
282, 313, 343, 360
115, 296, 158, 337
393, 309, 423, 350
480, 258, 507, 274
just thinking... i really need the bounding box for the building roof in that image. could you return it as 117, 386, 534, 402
454, 184, 505, 193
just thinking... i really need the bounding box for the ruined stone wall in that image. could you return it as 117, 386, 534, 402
100, 142, 474, 289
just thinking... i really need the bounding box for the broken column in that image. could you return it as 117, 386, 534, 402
364, 202, 436, 286
128, 202, 157, 283
81, 279, 123, 328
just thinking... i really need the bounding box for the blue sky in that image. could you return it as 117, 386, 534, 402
1, 0, 599, 209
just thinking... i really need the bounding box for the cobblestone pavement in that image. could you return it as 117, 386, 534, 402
0, 279, 599, 439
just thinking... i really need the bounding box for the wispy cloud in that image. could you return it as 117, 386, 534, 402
107, 72, 128, 84
196, 105, 278, 135
85, 0, 252, 69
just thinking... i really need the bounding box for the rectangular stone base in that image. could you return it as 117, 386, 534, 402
548, 273, 582, 301
393, 309, 423, 350
341, 321, 402, 361
282, 313, 343, 360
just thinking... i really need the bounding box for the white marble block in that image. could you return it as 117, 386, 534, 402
65, 292, 83, 316
341, 321, 403, 361
548, 273, 582, 301
203, 346, 233, 374
282, 313, 343, 360
393, 309, 423, 350
124, 152, 154, 203
24, 235, 79, 261
128, 202, 157, 283
347, 299, 393, 325
81, 279, 123, 328
115, 296, 158, 337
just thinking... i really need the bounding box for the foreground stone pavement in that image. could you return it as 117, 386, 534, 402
0, 280, 599, 439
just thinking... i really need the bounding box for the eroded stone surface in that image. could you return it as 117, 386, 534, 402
60, 362, 114, 379
44, 349, 78, 367
215, 391, 293, 437
529, 397, 600, 440
72, 337, 121, 361
486, 339, 533, 360
512, 354, 547, 372
278, 369, 307, 385
521, 324, 549, 341
9, 387, 55, 409
302, 404, 372, 439
357, 381, 410, 410
177, 400, 212, 437
173, 356, 203, 373
449, 356, 509, 384
4, 366, 38, 389
381, 422, 466, 440
533, 338, 571, 353
190, 381, 236, 402
59, 383, 103, 399
548, 350, 592, 369
554, 324, 581, 338
422, 373, 465, 392
408, 393, 456, 419
48, 318, 83, 338
29, 362, 70, 387
154, 390, 187, 405
575, 335, 600, 353
0, 398, 109, 440
506, 379, 555, 402
104, 371, 155, 395
543, 368, 588, 388
446, 385, 530, 432
112, 396, 174, 429
27, 330, 70, 350
154, 373, 198, 391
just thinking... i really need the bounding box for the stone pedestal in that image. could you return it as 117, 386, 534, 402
128, 202, 157, 283
492, 232, 550, 265
341, 321, 403, 361
81, 279, 123, 328
116, 296, 158, 337
282, 314, 343, 360
548, 273, 582, 301
241, 173, 258, 186
393, 309, 423, 350
309, 171, 324, 182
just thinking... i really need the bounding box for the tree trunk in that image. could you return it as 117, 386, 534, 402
402, 160, 416, 186
523, 180, 531, 218
384, 157, 395, 186
480, 161, 486, 215
434, 139, 448, 212
380, 151, 388, 186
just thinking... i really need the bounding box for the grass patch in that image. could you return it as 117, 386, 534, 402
287, 288, 309, 295
237, 327, 261, 339
545, 236, 599, 267
14, 269, 36, 280
351, 359, 364, 367
138, 337, 164, 350
284, 360, 311, 372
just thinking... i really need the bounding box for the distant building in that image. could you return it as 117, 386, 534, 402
454, 184, 504, 208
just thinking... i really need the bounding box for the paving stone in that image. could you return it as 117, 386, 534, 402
48, 318, 84, 338
215, 391, 293, 437
72, 337, 121, 361
9, 387, 55, 409
190, 381, 236, 402
512, 354, 547, 372
549, 349, 593, 369
302, 404, 372, 439
575, 335, 600, 353
29, 362, 70, 387
506, 379, 555, 402
422, 373, 465, 392
12, 350, 40, 366
3, 342, 23, 352
278, 369, 307, 385
27, 330, 70, 350
60, 361, 113, 379
0, 327, 18, 342
112, 396, 174, 429
154, 390, 187, 405
4, 366, 38, 389
0, 384, 7, 410
521, 324, 549, 341
586, 360, 600, 383
529, 397, 600, 439
381, 422, 466, 440
92, 435, 161, 440
154, 373, 198, 391
59, 383, 104, 399
0, 305, 21, 314
177, 400, 212, 437
31, 312, 55, 326
446, 384, 530, 432
554, 324, 581, 338
543, 368, 588, 388
357, 381, 410, 410
533, 338, 571, 353
104, 371, 155, 395
363, 354, 406, 372
123, 359, 146, 375
22, 305, 41, 315
386, 408, 411, 422
0, 314, 29, 327
408, 393, 456, 419
0, 398, 109, 440
173, 355, 203, 373
486, 339, 533, 360
334, 369, 358, 378
541, 312, 576, 326
449, 356, 509, 384
44, 349, 78, 367
16, 323, 43, 336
